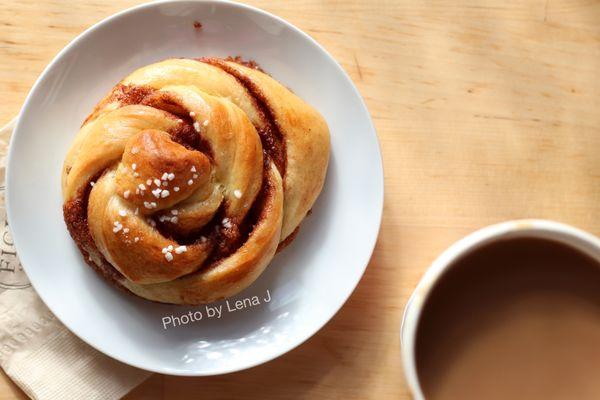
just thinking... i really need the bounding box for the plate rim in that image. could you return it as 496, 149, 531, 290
6, 0, 384, 376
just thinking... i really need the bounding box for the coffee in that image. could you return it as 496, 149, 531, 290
416, 237, 600, 400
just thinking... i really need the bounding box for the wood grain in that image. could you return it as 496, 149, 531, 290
2, 0, 600, 398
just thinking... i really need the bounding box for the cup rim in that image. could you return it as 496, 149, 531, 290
400, 219, 600, 399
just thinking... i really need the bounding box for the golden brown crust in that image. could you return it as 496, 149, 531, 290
61, 57, 329, 304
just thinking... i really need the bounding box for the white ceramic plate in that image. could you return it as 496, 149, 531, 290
6, 0, 383, 375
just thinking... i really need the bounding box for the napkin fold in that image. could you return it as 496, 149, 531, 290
0, 118, 151, 400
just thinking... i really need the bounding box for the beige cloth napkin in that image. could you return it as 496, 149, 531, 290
0, 118, 151, 400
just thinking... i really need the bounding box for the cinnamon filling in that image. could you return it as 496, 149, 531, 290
141, 92, 214, 159
224, 56, 266, 74
82, 85, 155, 126
63, 172, 126, 286
200, 57, 287, 176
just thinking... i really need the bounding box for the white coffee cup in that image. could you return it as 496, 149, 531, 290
400, 219, 600, 399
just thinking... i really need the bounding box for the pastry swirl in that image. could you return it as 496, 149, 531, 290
62, 58, 330, 304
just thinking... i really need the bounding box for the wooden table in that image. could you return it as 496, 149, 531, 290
2, 0, 600, 398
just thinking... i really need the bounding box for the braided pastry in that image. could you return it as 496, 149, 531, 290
62, 58, 330, 304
